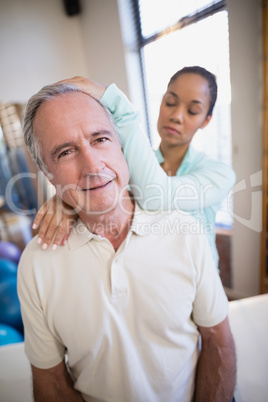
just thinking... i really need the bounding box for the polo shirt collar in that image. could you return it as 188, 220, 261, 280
68, 219, 95, 250
68, 203, 157, 250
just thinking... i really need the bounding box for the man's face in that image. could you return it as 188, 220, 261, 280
34, 92, 130, 217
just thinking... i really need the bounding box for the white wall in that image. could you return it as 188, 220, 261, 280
0, 0, 129, 103
0, 0, 89, 103
227, 0, 263, 296
79, 0, 129, 96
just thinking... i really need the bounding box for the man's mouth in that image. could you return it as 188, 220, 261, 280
82, 180, 113, 191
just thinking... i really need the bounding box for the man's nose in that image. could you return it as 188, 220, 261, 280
79, 147, 105, 175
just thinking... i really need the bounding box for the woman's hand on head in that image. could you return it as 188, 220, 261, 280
32, 195, 78, 250
56, 76, 107, 100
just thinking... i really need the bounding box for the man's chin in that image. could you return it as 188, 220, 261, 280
60, 188, 119, 216
75, 203, 117, 216
69, 196, 118, 216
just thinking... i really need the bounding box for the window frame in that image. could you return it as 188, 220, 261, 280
130, 0, 227, 139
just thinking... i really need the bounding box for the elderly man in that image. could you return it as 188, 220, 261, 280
18, 80, 236, 402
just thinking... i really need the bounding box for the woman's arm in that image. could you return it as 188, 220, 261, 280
100, 83, 236, 211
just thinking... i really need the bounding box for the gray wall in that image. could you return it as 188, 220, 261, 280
227, 0, 262, 296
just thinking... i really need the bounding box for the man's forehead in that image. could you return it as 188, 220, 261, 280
33, 90, 119, 148
34, 91, 111, 131
39, 91, 102, 114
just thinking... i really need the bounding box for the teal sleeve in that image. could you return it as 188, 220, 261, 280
100, 84, 236, 211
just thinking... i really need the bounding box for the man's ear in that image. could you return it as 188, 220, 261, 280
200, 114, 212, 129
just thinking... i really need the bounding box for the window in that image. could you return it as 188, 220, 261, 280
118, 0, 233, 228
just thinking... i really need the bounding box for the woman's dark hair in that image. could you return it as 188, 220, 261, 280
168, 66, 218, 116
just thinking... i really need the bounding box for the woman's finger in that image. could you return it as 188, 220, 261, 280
32, 202, 49, 230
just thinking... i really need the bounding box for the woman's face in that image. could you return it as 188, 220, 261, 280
157, 73, 212, 147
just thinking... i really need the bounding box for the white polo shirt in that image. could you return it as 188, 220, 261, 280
18, 204, 228, 402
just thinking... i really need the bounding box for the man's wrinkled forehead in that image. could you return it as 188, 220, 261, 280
34, 91, 114, 132
35, 90, 101, 119
33, 91, 121, 153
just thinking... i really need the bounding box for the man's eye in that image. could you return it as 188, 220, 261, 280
58, 150, 70, 159
96, 137, 108, 143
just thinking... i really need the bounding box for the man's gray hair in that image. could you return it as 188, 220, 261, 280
23, 82, 118, 173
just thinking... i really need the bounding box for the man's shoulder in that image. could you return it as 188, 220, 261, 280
133, 207, 213, 272
134, 205, 201, 236
17, 236, 44, 280
20, 218, 90, 260
20, 235, 43, 257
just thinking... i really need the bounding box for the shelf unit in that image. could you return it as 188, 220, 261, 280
260, 0, 268, 293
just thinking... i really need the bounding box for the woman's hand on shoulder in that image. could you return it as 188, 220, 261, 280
32, 195, 77, 250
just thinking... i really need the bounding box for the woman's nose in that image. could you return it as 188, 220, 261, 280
170, 106, 184, 123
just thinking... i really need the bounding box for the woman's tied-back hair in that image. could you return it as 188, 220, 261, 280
23, 83, 118, 173
168, 66, 218, 117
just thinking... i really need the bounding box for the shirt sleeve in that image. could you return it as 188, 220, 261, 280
191, 233, 229, 327
17, 246, 65, 369
100, 84, 236, 211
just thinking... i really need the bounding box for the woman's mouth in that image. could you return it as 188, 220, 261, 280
164, 126, 181, 135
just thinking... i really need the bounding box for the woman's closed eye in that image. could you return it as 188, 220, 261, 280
165, 101, 176, 107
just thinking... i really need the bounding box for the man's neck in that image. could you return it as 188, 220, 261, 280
79, 194, 135, 251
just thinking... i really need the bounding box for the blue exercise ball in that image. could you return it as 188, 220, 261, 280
0, 241, 22, 264
0, 323, 23, 346
0, 277, 23, 333
0, 258, 18, 283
